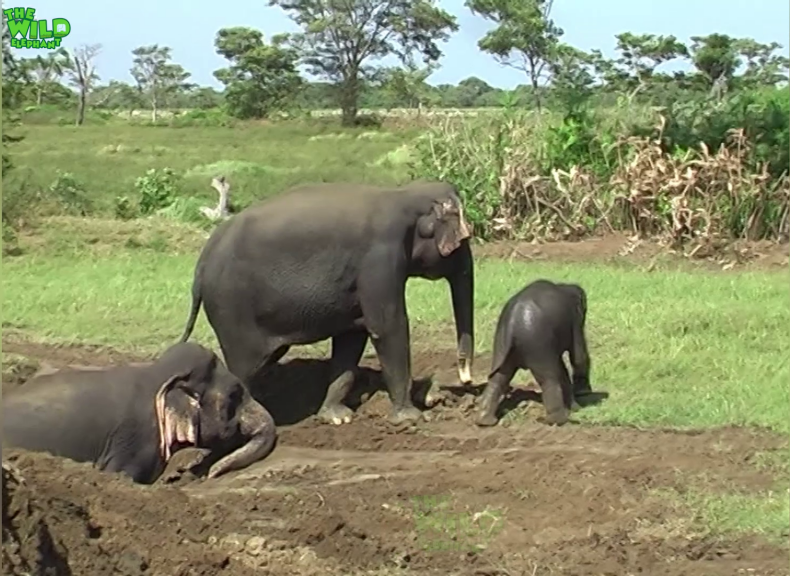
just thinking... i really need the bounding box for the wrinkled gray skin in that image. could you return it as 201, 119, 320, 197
2, 342, 277, 484
179, 181, 475, 426
476, 279, 592, 427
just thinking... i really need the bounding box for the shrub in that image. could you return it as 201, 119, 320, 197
409, 107, 790, 248
642, 88, 790, 180
169, 108, 237, 128
45, 171, 94, 216
113, 196, 138, 220
134, 168, 182, 216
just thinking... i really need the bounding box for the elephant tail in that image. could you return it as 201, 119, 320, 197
179, 278, 202, 343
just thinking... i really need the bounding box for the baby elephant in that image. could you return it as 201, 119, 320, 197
2, 342, 277, 484
476, 279, 592, 427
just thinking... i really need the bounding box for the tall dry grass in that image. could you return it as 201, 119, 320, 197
410, 112, 790, 253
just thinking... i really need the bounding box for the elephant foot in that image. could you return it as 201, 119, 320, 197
475, 410, 499, 427
388, 404, 423, 425
570, 400, 582, 412
317, 404, 354, 426
542, 407, 570, 426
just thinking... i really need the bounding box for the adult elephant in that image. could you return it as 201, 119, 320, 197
2, 342, 277, 484
179, 181, 475, 425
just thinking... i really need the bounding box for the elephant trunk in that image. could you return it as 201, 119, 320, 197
206, 398, 277, 479
449, 242, 474, 384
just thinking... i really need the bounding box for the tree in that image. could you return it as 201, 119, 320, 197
25, 48, 69, 105
269, 0, 458, 126
92, 80, 145, 111
590, 33, 688, 102
548, 44, 595, 113
63, 44, 101, 126
130, 45, 192, 121
465, 0, 562, 111
213, 26, 303, 119
182, 86, 225, 110
381, 58, 437, 112
2, 14, 30, 110
735, 39, 790, 88
690, 33, 740, 93
2, 14, 28, 175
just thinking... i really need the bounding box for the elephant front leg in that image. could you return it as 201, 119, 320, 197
358, 262, 423, 425
570, 324, 592, 399
317, 330, 369, 425
370, 326, 422, 425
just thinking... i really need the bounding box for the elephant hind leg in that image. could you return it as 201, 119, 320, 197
318, 329, 369, 425
531, 358, 573, 426
216, 324, 288, 389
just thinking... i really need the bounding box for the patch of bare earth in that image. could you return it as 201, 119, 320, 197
473, 232, 789, 272
3, 338, 787, 576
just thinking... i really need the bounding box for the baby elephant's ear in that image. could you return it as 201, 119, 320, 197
154, 373, 200, 463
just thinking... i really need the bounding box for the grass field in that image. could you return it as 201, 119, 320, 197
2, 119, 789, 572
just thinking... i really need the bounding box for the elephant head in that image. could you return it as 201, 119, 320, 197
153, 346, 276, 479
410, 187, 475, 385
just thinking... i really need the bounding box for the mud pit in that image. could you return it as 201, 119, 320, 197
3, 338, 788, 576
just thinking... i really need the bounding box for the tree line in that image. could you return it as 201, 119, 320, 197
3, 0, 788, 125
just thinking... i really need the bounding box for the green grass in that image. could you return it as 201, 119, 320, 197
4, 122, 418, 215
656, 484, 790, 544
4, 226, 789, 433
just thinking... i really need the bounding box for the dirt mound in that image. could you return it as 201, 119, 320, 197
2, 462, 72, 576
1, 450, 257, 576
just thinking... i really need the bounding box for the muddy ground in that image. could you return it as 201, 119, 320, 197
3, 237, 788, 575
3, 335, 789, 576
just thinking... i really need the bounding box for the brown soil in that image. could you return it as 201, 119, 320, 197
3, 337, 788, 576
473, 232, 789, 272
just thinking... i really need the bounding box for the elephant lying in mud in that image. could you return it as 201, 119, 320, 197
2, 342, 277, 484
179, 181, 475, 426
476, 279, 593, 427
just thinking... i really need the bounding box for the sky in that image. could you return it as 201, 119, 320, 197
9, 0, 790, 90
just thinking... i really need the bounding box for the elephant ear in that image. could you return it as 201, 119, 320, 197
154, 373, 200, 463
433, 198, 472, 257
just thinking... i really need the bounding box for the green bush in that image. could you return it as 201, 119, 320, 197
645, 88, 790, 179
169, 108, 238, 128
134, 168, 182, 215
46, 171, 94, 216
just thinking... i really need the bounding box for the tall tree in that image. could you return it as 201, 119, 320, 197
64, 44, 102, 126
465, 0, 562, 111
591, 33, 688, 101
269, 0, 458, 126
91, 80, 145, 111
381, 58, 437, 112
26, 48, 69, 105
213, 27, 303, 119
548, 44, 595, 113
690, 33, 740, 93
130, 45, 192, 121
2, 15, 28, 175
735, 39, 790, 88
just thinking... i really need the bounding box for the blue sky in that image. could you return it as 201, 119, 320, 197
10, 0, 790, 89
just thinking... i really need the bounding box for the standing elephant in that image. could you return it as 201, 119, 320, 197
2, 342, 277, 484
475, 279, 592, 427
179, 181, 475, 425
